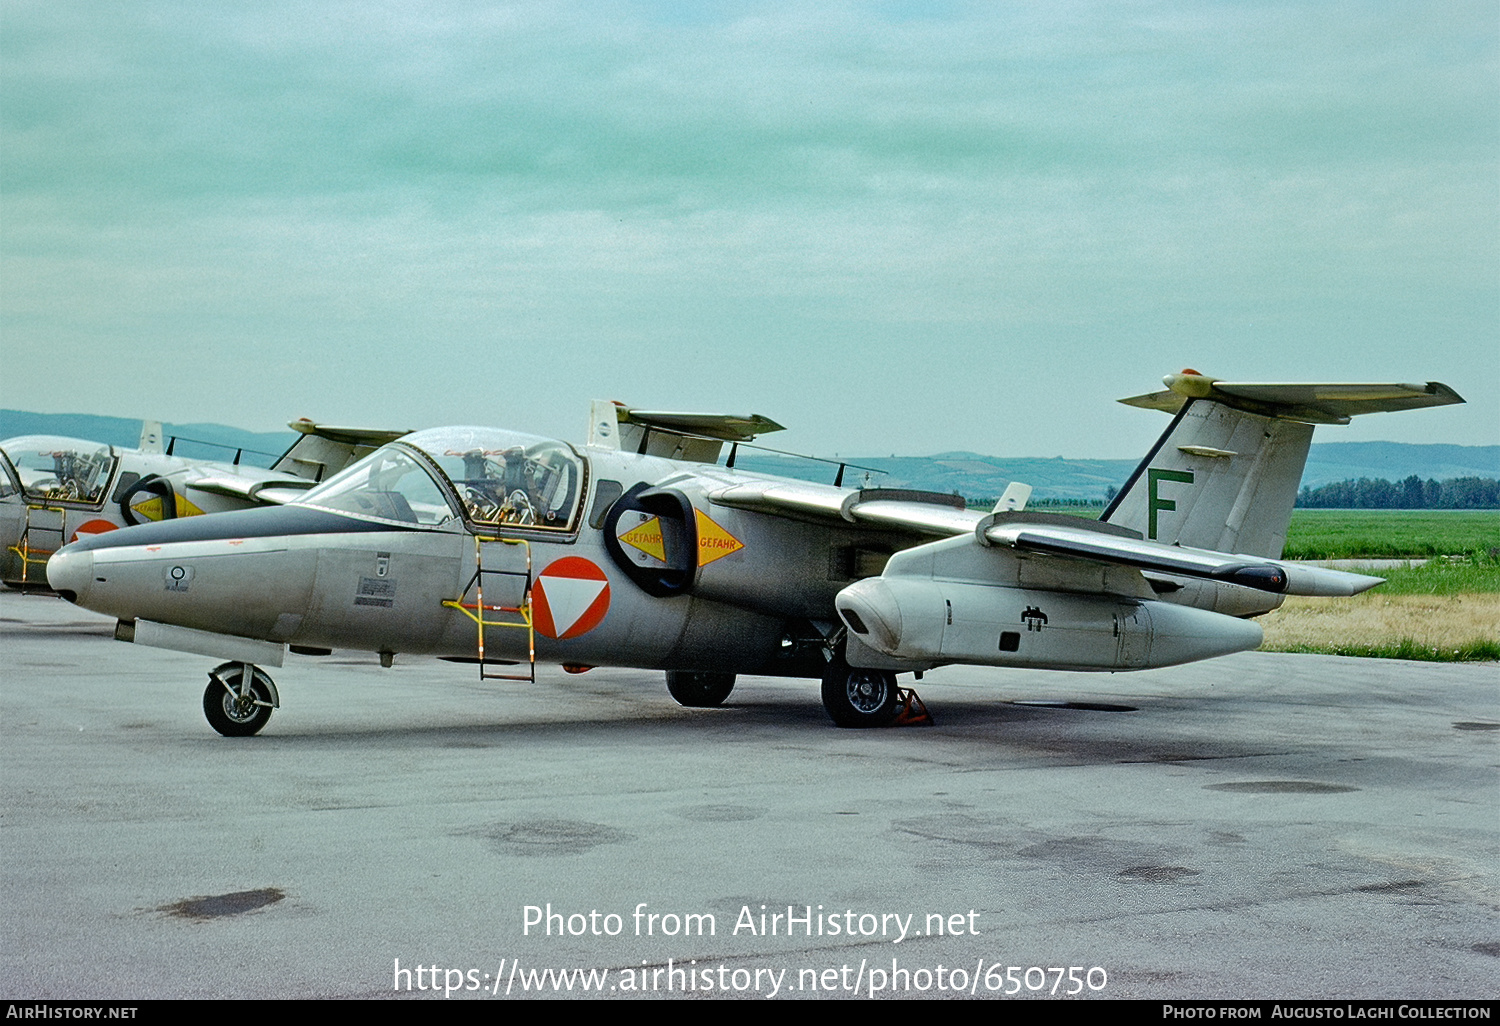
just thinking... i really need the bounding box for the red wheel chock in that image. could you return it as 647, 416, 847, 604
891, 686, 934, 727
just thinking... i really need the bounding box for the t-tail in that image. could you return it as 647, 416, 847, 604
1101, 371, 1464, 558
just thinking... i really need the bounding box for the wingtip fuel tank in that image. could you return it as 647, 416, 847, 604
835, 540, 1263, 673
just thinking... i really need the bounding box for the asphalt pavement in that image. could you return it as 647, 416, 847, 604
1, 589, 1495, 1000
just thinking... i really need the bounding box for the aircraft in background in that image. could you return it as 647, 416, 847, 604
45, 373, 1462, 735
2, 419, 408, 586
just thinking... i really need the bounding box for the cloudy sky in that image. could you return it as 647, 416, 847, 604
3, 1, 1495, 458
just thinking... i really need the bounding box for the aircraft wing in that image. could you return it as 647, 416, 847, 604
619, 410, 785, 442
590, 401, 786, 463
184, 474, 315, 506
708, 481, 1380, 597
977, 518, 1381, 596
711, 481, 979, 536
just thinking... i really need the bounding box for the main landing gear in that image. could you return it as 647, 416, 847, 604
665, 671, 736, 708
821, 659, 932, 729
664, 663, 930, 727
203, 662, 280, 737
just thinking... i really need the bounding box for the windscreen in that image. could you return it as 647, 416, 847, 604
295, 445, 457, 527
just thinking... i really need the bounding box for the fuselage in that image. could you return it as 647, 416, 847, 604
47, 425, 1264, 681
45, 428, 908, 678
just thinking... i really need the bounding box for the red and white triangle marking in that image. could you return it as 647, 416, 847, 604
532, 557, 611, 640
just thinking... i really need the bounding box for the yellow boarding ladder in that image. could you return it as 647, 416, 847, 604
442, 535, 535, 682
10, 505, 68, 590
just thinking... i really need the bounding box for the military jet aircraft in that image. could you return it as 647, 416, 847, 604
2, 419, 407, 587
45, 373, 1462, 735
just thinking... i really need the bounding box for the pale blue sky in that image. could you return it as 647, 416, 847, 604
3, 1, 1495, 458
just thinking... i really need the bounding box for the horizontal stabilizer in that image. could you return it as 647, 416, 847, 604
272, 420, 412, 483
1120, 374, 1463, 425
284, 420, 412, 446
591, 402, 785, 463
619, 409, 785, 442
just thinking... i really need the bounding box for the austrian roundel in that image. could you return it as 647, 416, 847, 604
532, 557, 611, 640
69, 520, 119, 543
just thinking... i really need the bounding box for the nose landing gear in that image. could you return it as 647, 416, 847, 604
204, 662, 279, 737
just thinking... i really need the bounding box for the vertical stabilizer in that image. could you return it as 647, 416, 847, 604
587, 400, 623, 450
1102, 372, 1463, 559
993, 481, 1033, 513
1101, 399, 1310, 557
138, 420, 164, 454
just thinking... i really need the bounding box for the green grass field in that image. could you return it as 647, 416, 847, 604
1265, 510, 1499, 662
1267, 637, 1500, 662
1282, 509, 1500, 560
1375, 558, 1500, 595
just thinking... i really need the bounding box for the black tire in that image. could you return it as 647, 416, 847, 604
821, 663, 900, 728
203, 664, 274, 737
665, 671, 736, 708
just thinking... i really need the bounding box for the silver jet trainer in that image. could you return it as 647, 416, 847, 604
47, 372, 1462, 736
2, 419, 408, 588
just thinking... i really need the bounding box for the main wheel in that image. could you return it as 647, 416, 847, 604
665, 671, 736, 708
821, 664, 900, 728
203, 664, 275, 737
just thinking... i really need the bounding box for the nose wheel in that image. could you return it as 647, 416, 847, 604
203, 662, 278, 737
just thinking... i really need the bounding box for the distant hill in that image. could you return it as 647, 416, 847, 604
2, 409, 1495, 500
1301, 442, 1498, 487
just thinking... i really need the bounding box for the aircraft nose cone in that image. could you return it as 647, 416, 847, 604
46, 547, 94, 604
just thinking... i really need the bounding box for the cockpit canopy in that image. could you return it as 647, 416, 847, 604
0, 436, 118, 505
293, 427, 586, 531
415, 428, 586, 529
